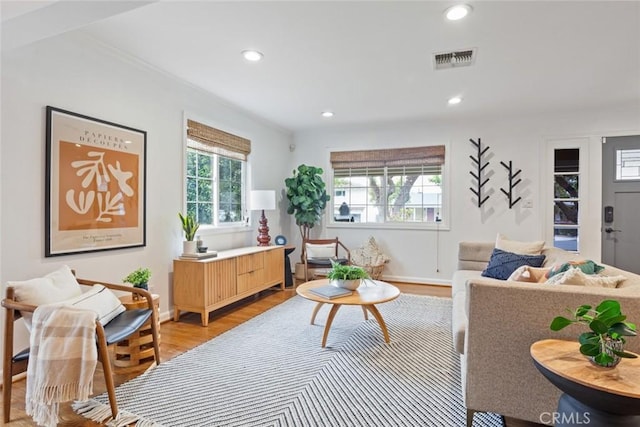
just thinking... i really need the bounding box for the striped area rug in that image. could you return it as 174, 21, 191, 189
75, 294, 503, 427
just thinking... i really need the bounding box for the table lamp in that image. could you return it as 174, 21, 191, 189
250, 190, 276, 246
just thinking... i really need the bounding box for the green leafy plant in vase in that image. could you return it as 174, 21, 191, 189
327, 261, 369, 291
550, 299, 637, 367
123, 267, 151, 300
178, 212, 200, 254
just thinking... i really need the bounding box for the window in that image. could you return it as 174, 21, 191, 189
616, 148, 640, 180
185, 119, 250, 227
330, 146, 445, 226
553, 148, 580, 251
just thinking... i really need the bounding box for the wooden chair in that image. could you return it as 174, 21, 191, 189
2, 276, 161, 424
302, 237, 351, 282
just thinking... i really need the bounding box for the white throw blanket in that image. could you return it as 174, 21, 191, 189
26, 304, 98, 427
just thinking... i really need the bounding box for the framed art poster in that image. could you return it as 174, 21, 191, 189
45, 106, 146, 256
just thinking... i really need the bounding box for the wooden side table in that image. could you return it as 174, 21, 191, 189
531, 339, 640, 426
115, 293, 161, 369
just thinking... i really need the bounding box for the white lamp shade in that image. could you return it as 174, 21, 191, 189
250, 190, 276, 211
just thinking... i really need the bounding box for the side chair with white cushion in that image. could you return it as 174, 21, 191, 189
302, 237, 351, 282
2, 265, 161, 424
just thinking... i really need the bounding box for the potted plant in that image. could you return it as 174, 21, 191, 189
327, 261, 369, 290
550, 299, 637, 367
178, 212, 200, 254
123, 267, 151, 300
285, 164, 330, 278
285, 164, 330, 242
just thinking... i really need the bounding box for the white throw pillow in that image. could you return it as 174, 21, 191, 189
546, 267, 627, 288
306, 243, 336, 259
495, 233, 545, 255
58, 284, 126, 326
8, 265, 83, 329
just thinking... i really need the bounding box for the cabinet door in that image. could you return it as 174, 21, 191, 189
173, 260, 205, 308
264, 247, 284, 285
205, 258, 236, 304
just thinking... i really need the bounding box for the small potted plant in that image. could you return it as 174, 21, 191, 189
123, 267, 152, 300
550, 299, 637, 367
327, 261, 369, 290
178, 212, 200, 254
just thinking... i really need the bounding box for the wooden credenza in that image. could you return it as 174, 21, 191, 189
173, 246, 285, 326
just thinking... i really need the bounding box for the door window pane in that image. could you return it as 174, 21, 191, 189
554, 228, 578, 252
553, 148, 580, 252
554, 149, 579, 173
554, 201, 578, 225
616, 149, 640, 180
554, 175, 579, 198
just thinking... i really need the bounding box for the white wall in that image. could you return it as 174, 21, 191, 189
2, 27, 639, 378
292, 104, 640, 283
0, 33, 293, 365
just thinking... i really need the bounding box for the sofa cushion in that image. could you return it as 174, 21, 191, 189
495, 233, 545, 255
507, 265, 550, 283
547, 260, 605, 278
481, 248, 546, 280
546, 268, 627, 288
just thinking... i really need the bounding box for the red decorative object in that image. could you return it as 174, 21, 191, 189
250, 190, 276, 246
257, 209, 271, 246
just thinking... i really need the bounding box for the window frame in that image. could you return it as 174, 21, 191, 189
183, 114, 250, 234
545, 138, 589, 253
327, 144, 450, 231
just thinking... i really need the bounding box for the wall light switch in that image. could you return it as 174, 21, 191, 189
523, 200, 533, 209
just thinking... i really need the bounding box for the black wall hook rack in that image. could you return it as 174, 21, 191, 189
500, 160, 522, 208
469, 138, 490, 207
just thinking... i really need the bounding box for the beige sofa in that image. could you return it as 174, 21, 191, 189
452, 241, 640, 426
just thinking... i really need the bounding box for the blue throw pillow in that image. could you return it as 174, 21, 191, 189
481, 248, 546, 280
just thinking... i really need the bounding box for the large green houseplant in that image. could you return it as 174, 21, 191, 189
284, 164, 330, 241
550, 299, 637, 367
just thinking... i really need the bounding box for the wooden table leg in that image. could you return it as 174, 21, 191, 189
361, 306, 369, 320
365, 304, 391, 343
310, 302, 325, 325
322, 304, 342, 348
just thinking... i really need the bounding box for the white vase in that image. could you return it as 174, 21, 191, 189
183, 240, 197, 254
331, 279, 361, 290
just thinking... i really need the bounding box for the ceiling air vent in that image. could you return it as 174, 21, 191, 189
433, 48, 476, 70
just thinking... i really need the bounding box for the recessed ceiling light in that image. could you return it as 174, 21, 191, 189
242, 50, 263, 62
321, 111, 334, 118
445, 4, 472, 21
448, 96, 462, 105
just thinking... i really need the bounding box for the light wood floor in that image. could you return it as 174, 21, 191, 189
2, 282, 541, 427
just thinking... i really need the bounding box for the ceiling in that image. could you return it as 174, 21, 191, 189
2, 1, 640, 132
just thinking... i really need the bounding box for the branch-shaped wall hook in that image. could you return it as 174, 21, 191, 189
500, 160, 522, 208
469, 138, 490, 207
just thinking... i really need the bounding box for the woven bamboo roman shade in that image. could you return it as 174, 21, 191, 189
187, 119, 251, 161
330, 146, 445, 169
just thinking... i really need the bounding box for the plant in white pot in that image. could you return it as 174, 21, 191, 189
179, 212, 200, 254
327, 261, 369, 290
